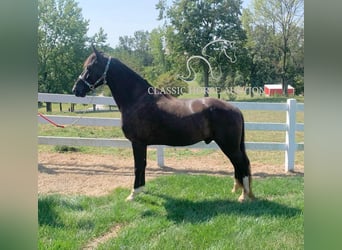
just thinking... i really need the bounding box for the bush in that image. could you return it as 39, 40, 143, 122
227, 92, 237, 101
294, 75, 304, 95
155, 72, 189, 97
54, 145, 79, 153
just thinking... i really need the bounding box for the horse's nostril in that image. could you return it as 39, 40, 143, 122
72, 84, 78, 94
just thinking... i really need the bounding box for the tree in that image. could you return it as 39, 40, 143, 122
252, 0, 304, 95
113, 30, 154, 78
150, 29, 170, 71
242, 8, 281, 96
38, 0, 89, 101
89, 27, 113, 54
287, 24, 304, 94
157, 0, 247, 97
155, 72, 189, 97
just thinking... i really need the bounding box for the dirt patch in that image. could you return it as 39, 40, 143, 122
38, 152, 304, 196
83, 224, 123, 249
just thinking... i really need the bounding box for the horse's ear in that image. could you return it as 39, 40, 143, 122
92, 44, 102, 60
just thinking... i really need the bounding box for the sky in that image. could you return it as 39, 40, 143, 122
77, 0, 252, 47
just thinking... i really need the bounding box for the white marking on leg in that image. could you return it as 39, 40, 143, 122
231, 178, 240, 193
125, 186, 145, 201
242, 176, 250, 194
237, 177, 250, 202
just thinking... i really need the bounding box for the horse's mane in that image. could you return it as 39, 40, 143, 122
83, 53, 97, 69
112, 58, 152, 88
83, 52, 152, 89
83, 51, 108, 69
112, 59, 174, 98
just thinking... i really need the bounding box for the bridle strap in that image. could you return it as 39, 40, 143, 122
79, 56, 112, 90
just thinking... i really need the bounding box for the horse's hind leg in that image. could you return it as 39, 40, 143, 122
229, 150, 255, 202
231, 177, 242, 193
216, 141, 255, 202
126, 142, 147, 201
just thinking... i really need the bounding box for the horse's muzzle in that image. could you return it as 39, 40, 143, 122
72, 82, 86, 97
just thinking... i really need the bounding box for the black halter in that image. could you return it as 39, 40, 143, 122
78, 56, 112, 90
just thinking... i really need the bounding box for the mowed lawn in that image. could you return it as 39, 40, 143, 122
39, 175, 304, 250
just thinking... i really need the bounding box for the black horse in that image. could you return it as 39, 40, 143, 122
72, 47, 255, 202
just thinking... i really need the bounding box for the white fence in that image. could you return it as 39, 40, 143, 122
38, 93, 304, 172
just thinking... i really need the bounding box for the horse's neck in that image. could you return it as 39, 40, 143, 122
106, 63, 151, 112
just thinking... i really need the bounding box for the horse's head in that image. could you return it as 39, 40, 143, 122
72, 45, 111, 97
201, 39, 237, 64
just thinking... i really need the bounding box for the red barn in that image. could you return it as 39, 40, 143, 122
264, 84, 295, 96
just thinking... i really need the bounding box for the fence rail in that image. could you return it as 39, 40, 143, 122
38, 93, 304, 172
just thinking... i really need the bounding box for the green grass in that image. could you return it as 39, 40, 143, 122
38, 124, 125, 138
38, 175, 304, 249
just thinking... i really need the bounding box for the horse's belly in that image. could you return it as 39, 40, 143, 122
150, 136, 202, 146
149, 121, 210, 146
122, 112, 212, 146
160, 135, 202, 146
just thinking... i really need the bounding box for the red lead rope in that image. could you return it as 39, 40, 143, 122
38, 112, 65, 128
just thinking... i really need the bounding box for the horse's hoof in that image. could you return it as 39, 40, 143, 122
238, 195, 246, 202
249, 193, 256, 200
125, 186, 145, 202
125, 194, 134, 202
238, 194, 255, 202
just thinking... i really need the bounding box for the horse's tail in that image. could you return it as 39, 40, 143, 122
240, 113, 251, 176
240, 113, 247, 153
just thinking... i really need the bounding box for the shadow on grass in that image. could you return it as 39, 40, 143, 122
38, 163, 119, 175
38, 195, 84, 227
145, 194, 301, 224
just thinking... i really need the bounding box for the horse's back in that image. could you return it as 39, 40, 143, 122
156, 95, 239, 116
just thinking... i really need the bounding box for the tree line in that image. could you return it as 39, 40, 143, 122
38, 0, 304, 99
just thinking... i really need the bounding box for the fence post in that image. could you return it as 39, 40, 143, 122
285, 98, 296, 172
157, 146, 164, 167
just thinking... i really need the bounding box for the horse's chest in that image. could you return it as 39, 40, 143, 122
121, 113, 156, 141
121, 119, 139, 140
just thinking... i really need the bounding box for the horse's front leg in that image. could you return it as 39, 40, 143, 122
126, 142, 147, 201
231, 178, 242, 193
